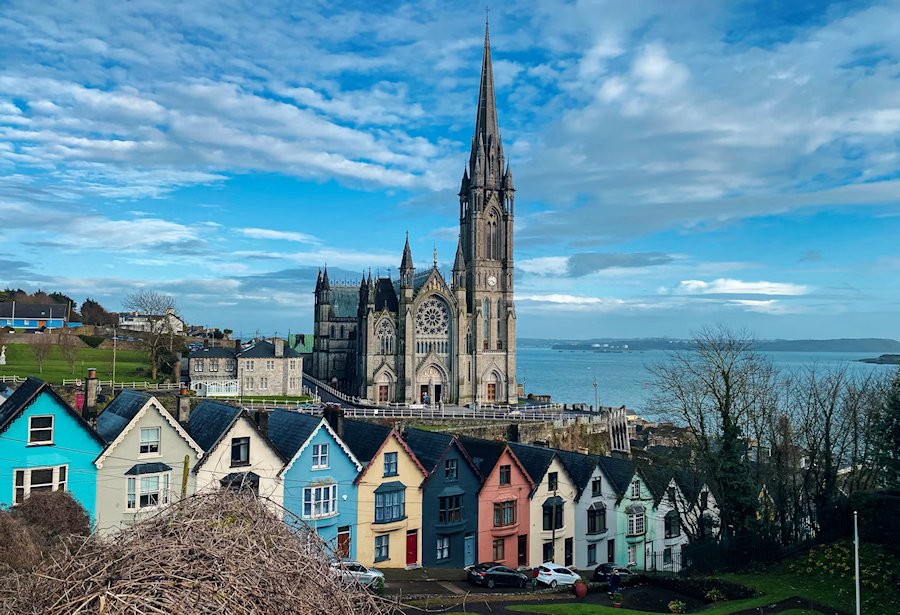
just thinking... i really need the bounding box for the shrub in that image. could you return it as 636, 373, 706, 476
646, 575, 757, 601
668, 599, 687, 613
612, 591, 623, 603
78, 335, 103, 348
705, 588, 726, 602
371, 576, 385, 596
0, 511, 42, 571
12, 490, 90, 543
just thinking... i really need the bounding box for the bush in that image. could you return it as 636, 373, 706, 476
78, 335, 103, 348
668, 599, 687, 613
12, 491, 90, 543
646, 575, 757, 601
0, 511, 42, 571
705, 588, 726, 602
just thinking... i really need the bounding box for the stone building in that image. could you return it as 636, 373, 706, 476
189, 339, 304, 397
311, 23, 517, 406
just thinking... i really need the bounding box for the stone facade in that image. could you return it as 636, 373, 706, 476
311, 24, 517, 406
189, 339, 304, 397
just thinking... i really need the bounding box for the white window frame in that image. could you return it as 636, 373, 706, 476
126, 472, 171, 511
209, 358, 219, 372
13, 465, 67, 504
631, 479, 640, 498
627, 510, 645, 536
195, 359, 204, 372
311, 443, 329, 469
374, 535, 389, 562
139, 427, 161, 457
259, 376, 268, 389
436, 536, 450, 560
244, 376, 254, 391
302, 483, 338, 519
27, 415, 54, 445
627, 544, 637, 565
266, 360, 275, 370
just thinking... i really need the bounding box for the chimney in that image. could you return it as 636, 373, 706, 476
323, 404, 344, 439
274, 338, 284, 358
506, 423, 520, 443
255, 409, 269, 437
234, 339, 242, 355
177, 386, 191, 424
85, 368, 99, 421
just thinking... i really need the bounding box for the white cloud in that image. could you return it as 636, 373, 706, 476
518, 256, 569, 276
668, 278, 811, 296
239, 227, 320, 245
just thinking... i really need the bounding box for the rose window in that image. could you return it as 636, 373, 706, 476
415, 298, 449, 336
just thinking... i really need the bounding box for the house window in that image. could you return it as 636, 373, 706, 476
231, 437, 250, 467
493, 500, 516, 526
591, 478, 602, 497
665, 511, 681, 538
631, 479, 640, 498
663, 547, 673, 566
27, 416, 54, 445
499, 465, 511, 485
374, 489, 405, 523
492, 538, 505, 561
439, 495, 463, 523
542, 541, 554, 563
13, 465, 67, 504
444, 458, 458, 481
700, 490, 709, 509
258, 376, 268, 389
312, 443, 329, 469
302, 484, 337, 519
587, 543, 598, 566
628, 544, 637, 565
246, 360, 254, 371
587, 503, 606, 534
374, 535, 389, 562
266, 360, 275, 370
244, 377, 254, 390
195, 359, 204, 372
436, 537, 450, 560
139, 427, 161, 455
547, 472, 558, 491
209, 359, 219, 372
542, 497, 564, 531
225, 360, 235, 372
127, 473, 170, 510
627, 505, 646, 536
383, 452, 398, 477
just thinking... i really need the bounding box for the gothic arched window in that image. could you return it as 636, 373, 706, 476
376, 318, 395, 355
486, 209, 500, 260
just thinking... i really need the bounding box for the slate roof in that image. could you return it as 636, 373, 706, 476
187, 400, 242, 453
220, 471, 260, 489
267, 410, 321, 461
341, 419, 392, 465
125, 462, 172, 475
638, 462, 673, 503
238, 340, 302, 359
189, 347, 236, 359
329, 287, 360, 319
96, 389, 153, 443
402, 428, 454, 474
508, 442, 557, 492
555, 449, 603, 501
596, 455, 637, 498
0, 302, 68, 319
0, 377, 104, 445
374, 278, 398, 313
457, 435, 506, 478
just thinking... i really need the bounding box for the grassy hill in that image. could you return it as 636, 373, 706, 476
0, 343, 153, 384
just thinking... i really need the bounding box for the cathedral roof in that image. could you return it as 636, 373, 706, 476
374, 278, 398, 313
328, 286, 359, 318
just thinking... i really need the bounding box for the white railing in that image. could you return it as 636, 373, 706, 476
342, 406, 566, 421
61, 379, 182, 391
0, 375, 26, 384
301, 373, 367, 406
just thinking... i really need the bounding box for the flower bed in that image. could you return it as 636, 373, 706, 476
642, 575, 758, 602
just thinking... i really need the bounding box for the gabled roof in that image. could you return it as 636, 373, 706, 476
96, 390, 153, 443
596, 455, 637, 498
374, 278, 398, 313
402, 428, 482, 482
268, 410, 362, 476
341, 419, 392, 465
638, 462, 674, 504
94, 390, 203, 468
238, 340, 302, 359
508, 442, 563, 496
187, 400, 242, 453
189, 347, 236, 359
353, 427, 428, 486
0, 377, 104, 446
555, 449, 603, 501
457, 435, 506, 477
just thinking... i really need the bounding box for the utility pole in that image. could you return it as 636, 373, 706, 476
592, 376, 599, 412
112, 326, 117, 385
854, 510, 861, 615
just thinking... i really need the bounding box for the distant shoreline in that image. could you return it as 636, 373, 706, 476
859, 354, 900, 365
517, 337, 900, 354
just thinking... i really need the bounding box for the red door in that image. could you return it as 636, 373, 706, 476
336, 526, 350, 559
406, 530, 417, 565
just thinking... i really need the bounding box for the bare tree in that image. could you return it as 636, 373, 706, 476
59, 330, 80, 375
649, 325, 778, 539
123, 290, 182, 381
30, 334, 53, 374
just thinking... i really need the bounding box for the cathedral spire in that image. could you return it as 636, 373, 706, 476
400, 232, 414, 272
452, 235, 465, 272
470, 19, 503, 183
322, 265, 330, 290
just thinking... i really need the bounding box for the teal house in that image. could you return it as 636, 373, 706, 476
612, 465, 659, 570
268, 409, 362, 559
0, 378, 105, 520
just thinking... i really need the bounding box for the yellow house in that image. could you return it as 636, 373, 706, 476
350, 424, 427, 568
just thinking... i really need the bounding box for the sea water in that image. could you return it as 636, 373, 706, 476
517, 346, 896, 417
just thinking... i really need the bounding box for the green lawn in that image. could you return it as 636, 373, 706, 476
0, 343, 152, 384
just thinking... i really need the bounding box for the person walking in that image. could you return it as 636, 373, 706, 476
608, 568, 621, 596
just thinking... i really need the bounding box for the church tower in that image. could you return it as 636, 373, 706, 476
457, 21, 517, 404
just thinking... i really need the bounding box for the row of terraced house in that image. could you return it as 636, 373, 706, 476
0, 377, 720, 572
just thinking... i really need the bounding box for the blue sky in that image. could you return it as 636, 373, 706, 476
0, 0, 898, 340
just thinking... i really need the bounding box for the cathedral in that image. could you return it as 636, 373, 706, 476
311, 24, 517, 406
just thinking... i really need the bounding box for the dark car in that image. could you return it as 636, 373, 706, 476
466, 563, 529, 589
591, 563, 637, 583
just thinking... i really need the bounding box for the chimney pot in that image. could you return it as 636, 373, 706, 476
177, 387, 191, 424
235, 339, 242, 354
274, 338, 284, 358
255, 409, 269, 437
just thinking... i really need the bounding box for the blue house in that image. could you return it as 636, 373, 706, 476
268, 408, 362, 559
403, 428, 483, 568
0, 378, 105, 520
0, 302, 72, 330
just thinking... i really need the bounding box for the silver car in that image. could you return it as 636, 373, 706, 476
330, 560, 385, 588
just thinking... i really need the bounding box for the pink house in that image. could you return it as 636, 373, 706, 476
461, 437, 535, 568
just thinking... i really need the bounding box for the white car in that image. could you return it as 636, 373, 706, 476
536, 562, 581, 588
330, 560, 385, 588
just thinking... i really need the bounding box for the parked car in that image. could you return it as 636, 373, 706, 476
466, 563, 529, 589
536, 563, 581, 588
330, 560, 384, 588
591, 562, 637, 583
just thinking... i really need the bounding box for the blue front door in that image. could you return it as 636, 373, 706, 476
464, 534, 475, 567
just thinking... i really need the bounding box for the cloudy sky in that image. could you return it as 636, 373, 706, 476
1, 0, 899, 340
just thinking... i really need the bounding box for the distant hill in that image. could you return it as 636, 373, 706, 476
860, 354, 900, 365
518, 337, 900, 353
